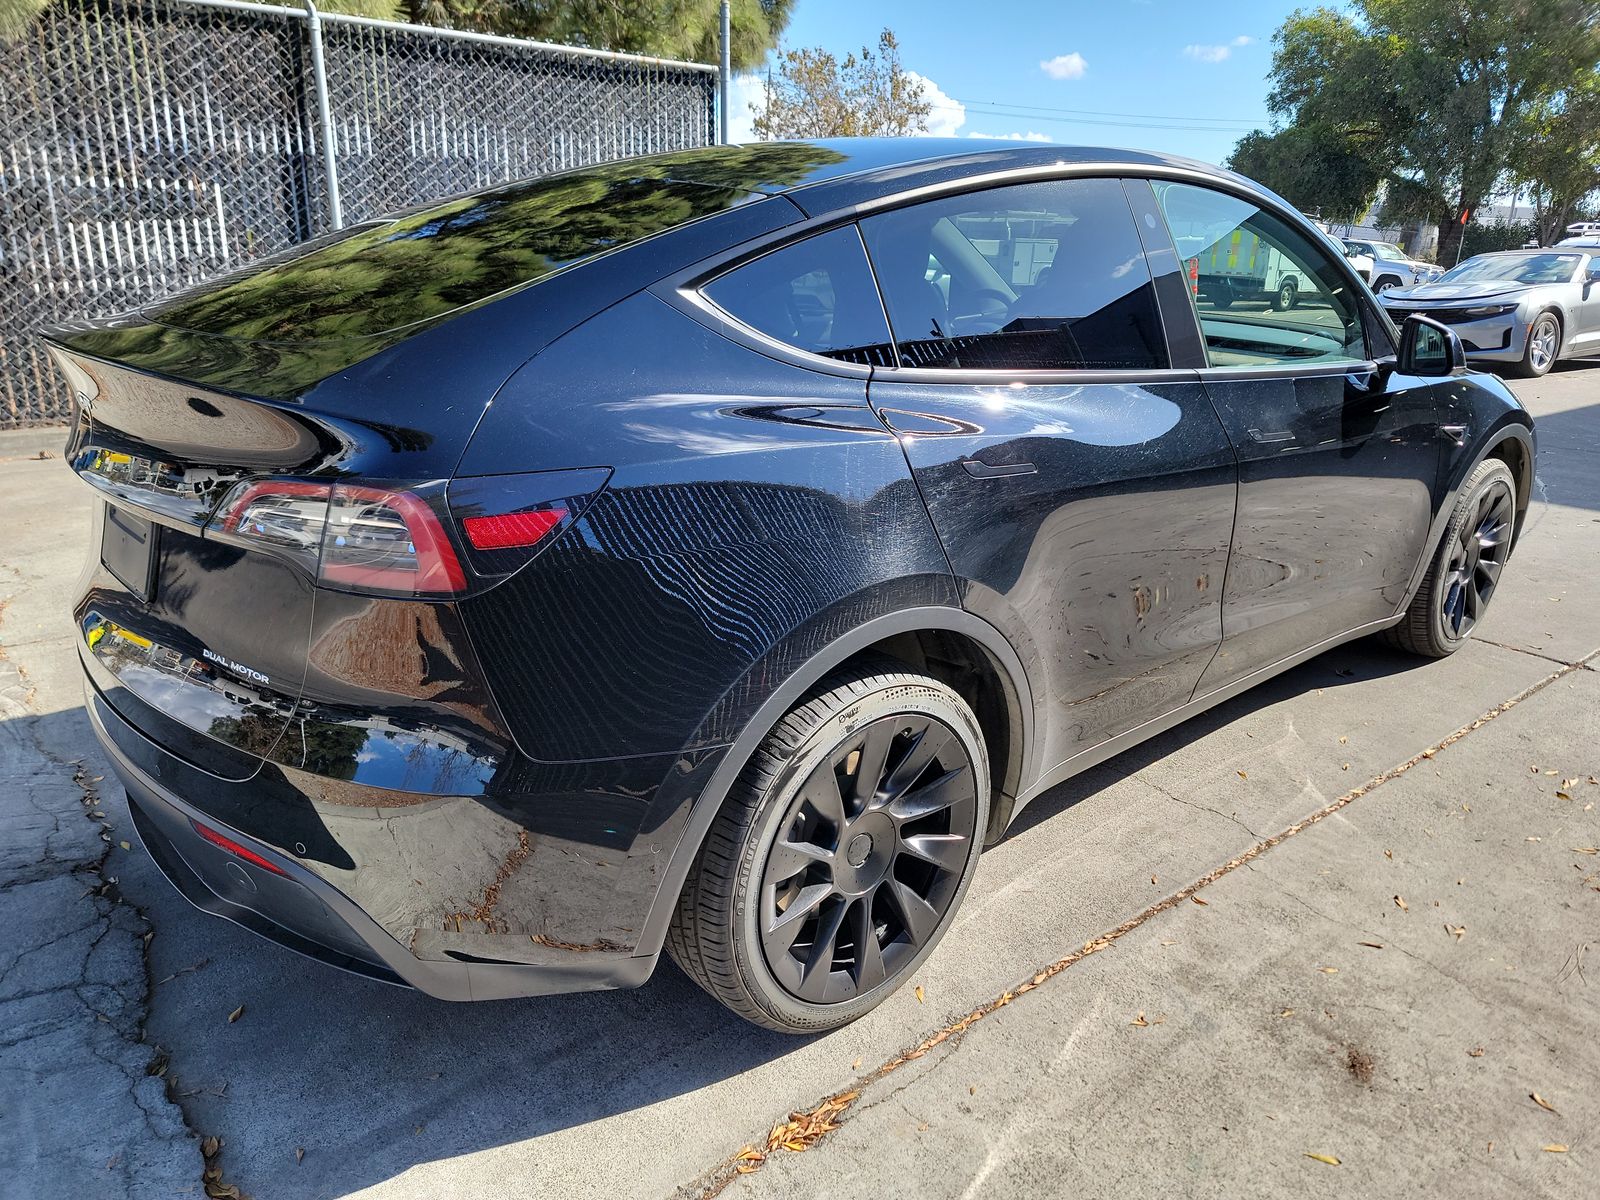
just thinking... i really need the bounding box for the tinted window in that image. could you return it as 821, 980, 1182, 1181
1154, 182, 1366, 367
859, 178, 1169, 371
702, 226, 895, 366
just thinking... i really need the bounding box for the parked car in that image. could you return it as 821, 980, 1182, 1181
1343, 238, 1444, 292
1565, 220, 1600, 238
1381, 247, 1600, 377
45, 140, 1534, 1032
1340, 240, 1377, 283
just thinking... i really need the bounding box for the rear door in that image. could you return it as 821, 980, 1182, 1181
1150, 181, 1443, 694
860, 176, 1238, 776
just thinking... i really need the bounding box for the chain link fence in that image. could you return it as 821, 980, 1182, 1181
0, 0, 718, 427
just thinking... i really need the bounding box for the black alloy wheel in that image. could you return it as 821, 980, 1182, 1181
759, 711, 978, 1004
668, 659, 989, 1033
1386, 458, 1517, 658
1438, 474, 1515, 639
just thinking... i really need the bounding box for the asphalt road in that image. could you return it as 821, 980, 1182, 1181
0, 362, 1595, 1200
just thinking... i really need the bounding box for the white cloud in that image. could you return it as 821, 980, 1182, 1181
970, 130, 1053, 142
725, 73, 766, 142
1039, 52, 1088, 81
909, 71, 966, 137
1184, 35, 1253, 63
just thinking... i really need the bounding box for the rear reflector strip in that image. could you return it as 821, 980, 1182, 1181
191, 819, 289, 876
462, 506, 568, 550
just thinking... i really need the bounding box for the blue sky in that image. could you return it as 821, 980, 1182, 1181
730, 0, 1305, 166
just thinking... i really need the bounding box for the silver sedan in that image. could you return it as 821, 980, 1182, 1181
1380, 249, 1600, 377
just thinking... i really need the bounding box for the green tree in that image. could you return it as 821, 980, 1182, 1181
752, 28, 932, 139
1508, 73, 1600, 244
1225, 124, 1384, 220
1254, 0, 1600, 264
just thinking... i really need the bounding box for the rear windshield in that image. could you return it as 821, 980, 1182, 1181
143, 158, 768, 343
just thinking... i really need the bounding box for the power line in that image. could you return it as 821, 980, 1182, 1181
953, 96, 1265, 124
925, 98, 1260, 133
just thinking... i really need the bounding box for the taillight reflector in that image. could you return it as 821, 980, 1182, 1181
190, 819, 289, 876
462, 506, 568, 550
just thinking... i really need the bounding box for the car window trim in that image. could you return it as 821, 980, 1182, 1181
690, 221, 898, 375
653, 161, 1375, 385
1122, 176, 1207, 370
1150, 178, 1376, 369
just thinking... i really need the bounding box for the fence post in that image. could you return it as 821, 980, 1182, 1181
304, 0, 344, 229
718, 0, 731, 144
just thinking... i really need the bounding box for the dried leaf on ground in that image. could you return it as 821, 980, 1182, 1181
1318, 966, 1339, 975
1358, 941, 1384, 949
295, 1147, 305, 1164
200, 1136, 220, 1159
1238, 770, 1248, 779
1467, 1047, 1485, 1057
1530, 1092, 1558, 1114
914, 985, 924, 1004
1542, 1144, 1568, 1153
1446, 924, 1467, 941
226, 1005, 243, 1024
1131, 1012, 1150, 1027
1304, 1152, 1341, 1165
1394, 895, 1408, 911
1191, 896, 1209, 906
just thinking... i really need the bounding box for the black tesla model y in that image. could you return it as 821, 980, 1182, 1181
47, 141, 1534, 1032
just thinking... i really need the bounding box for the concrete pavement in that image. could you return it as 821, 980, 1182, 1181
0, 362, 1595, 1199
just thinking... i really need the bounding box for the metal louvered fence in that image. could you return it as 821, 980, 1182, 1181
0, 0, 718, 427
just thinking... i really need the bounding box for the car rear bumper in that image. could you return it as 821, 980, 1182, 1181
89, 684, 654, 1001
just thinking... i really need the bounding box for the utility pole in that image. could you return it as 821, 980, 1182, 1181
719, 1, 731, 144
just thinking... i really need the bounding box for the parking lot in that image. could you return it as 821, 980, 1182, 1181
2, 363, 1596, 1200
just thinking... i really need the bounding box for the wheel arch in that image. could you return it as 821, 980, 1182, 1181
632, 606, 1035, 959
1480, 423, 1536, 549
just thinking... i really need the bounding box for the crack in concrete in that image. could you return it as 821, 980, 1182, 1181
1134, 773, 1264, 840
1474, 636, 1587, 668
2, 601, 203, 1193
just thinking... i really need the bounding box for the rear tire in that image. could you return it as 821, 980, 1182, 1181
1385, 458, 1516, 657
1272, 278, 1298, 311
667, 657, 989, 1033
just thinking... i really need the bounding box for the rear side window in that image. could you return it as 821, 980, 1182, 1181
858, 178, 1169, 371
1153, 182, 1366, 367
701, 226, 895, 366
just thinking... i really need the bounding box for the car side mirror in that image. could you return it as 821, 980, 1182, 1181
1398, 314, 1465, 377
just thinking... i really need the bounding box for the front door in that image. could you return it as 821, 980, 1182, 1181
858, 176, 1237, 775
1151, 181, 1442, 694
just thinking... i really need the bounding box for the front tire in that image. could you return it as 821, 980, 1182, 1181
1385, 458, 1516, 657
1272, 278, 1298, 311
1510, 311, 1560, 378
667, 658, 989, 1033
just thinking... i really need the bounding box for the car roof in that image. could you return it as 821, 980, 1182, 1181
646, 138, 1243, 215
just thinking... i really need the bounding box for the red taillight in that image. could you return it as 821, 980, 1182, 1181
462, 505, 568, 550
191, 819, 288, 876
205, 468, 610, 595
208, 479, 467, 597
321, 483, 467, 596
